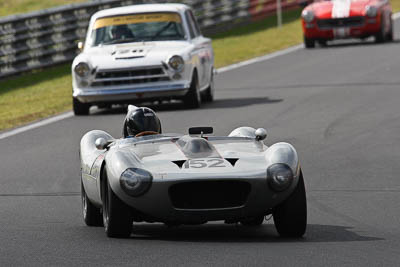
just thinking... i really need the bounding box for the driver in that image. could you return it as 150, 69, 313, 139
123, 105, 162, 138
111, 25, 134, 40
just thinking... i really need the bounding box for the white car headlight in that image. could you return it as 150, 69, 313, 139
74, 62, 90, 77
365, 6, 378, 17
302, 10, 315, 23
168, 55, 184, 72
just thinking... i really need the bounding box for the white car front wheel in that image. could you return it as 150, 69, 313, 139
202, 69, 214, 102
183, 72, 201, 109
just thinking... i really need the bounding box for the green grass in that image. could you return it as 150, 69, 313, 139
212, 9, 302, 68
0, 0, 87, 17
0, 65, 72, 130
1, 2, 400, 131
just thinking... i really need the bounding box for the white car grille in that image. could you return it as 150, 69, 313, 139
91, 66, 170, 87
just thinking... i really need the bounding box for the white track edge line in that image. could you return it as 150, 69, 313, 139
217, 44, 303, 73
0, 112, 73, 140
1, 11, 400, 140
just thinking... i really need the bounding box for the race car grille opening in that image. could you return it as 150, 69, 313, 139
317, 17, 364, 29
169, 181, 251, 209
92, 67, 170, 87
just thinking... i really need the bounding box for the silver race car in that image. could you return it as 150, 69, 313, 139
80, 106, 307, 238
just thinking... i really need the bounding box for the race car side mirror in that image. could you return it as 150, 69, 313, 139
255, 128, 267, 141
95, 138, 112, 150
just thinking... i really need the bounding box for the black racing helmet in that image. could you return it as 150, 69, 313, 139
123, 106, 162, 137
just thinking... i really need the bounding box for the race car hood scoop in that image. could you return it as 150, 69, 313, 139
176, 136, 220, 159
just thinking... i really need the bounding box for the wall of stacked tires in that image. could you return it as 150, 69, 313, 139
0, 0, 306, 79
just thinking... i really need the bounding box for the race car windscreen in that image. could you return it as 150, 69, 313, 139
91, 12, 185, 46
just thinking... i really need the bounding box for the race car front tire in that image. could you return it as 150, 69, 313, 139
102, 172, 133, 238
304, 36, 315, 48
73, 97, 90, 116
387, 18, 394, 41
183, 72, 201, 109
81, 181, 103, 227
273, 170, 307, 238
375, 14, 387, 43
317, 40, 327, 47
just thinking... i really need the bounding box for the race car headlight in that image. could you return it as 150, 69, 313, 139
267, 163, 294, 192
74, 62, 90, 77
301, 10, 315, 23
120, 168, 153, 197
366, 6, 378, 17
168, 55, 184, 72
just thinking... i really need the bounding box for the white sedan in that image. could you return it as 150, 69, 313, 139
72, 3, 214, 115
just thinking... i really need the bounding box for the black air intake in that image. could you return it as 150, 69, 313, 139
169, 180, 251, 209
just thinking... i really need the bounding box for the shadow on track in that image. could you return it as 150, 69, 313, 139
91, 96, 283, 116
128, 223, 382, 243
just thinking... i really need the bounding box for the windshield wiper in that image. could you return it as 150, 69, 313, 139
151, 22, 174, 40
101, 38, 137, 45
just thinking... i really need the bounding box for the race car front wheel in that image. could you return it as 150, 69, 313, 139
102, 171, 133, 238
317, 40, 327, 47
304, 36, 315, 49
81, 181, 103, 227
375, 14, 388, 43
387, 18, 394, 42
273, 170, 307, 238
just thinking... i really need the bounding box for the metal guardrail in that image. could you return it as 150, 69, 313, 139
0, 0, 304, 79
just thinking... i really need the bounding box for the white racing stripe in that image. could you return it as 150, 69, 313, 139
1, 12, 400, 140
332, 0, 352, 18
332, 0, 352, 38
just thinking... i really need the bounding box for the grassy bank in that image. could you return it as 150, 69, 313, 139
0, 0, 86, 17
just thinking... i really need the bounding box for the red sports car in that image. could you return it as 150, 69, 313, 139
301, 0, 393, 48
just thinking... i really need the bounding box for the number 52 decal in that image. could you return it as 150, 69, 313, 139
184, 159, 226, 169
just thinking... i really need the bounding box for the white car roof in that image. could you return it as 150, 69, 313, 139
92, 3, 190, 20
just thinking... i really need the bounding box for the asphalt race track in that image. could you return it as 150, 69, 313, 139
1, 20, 400, 266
